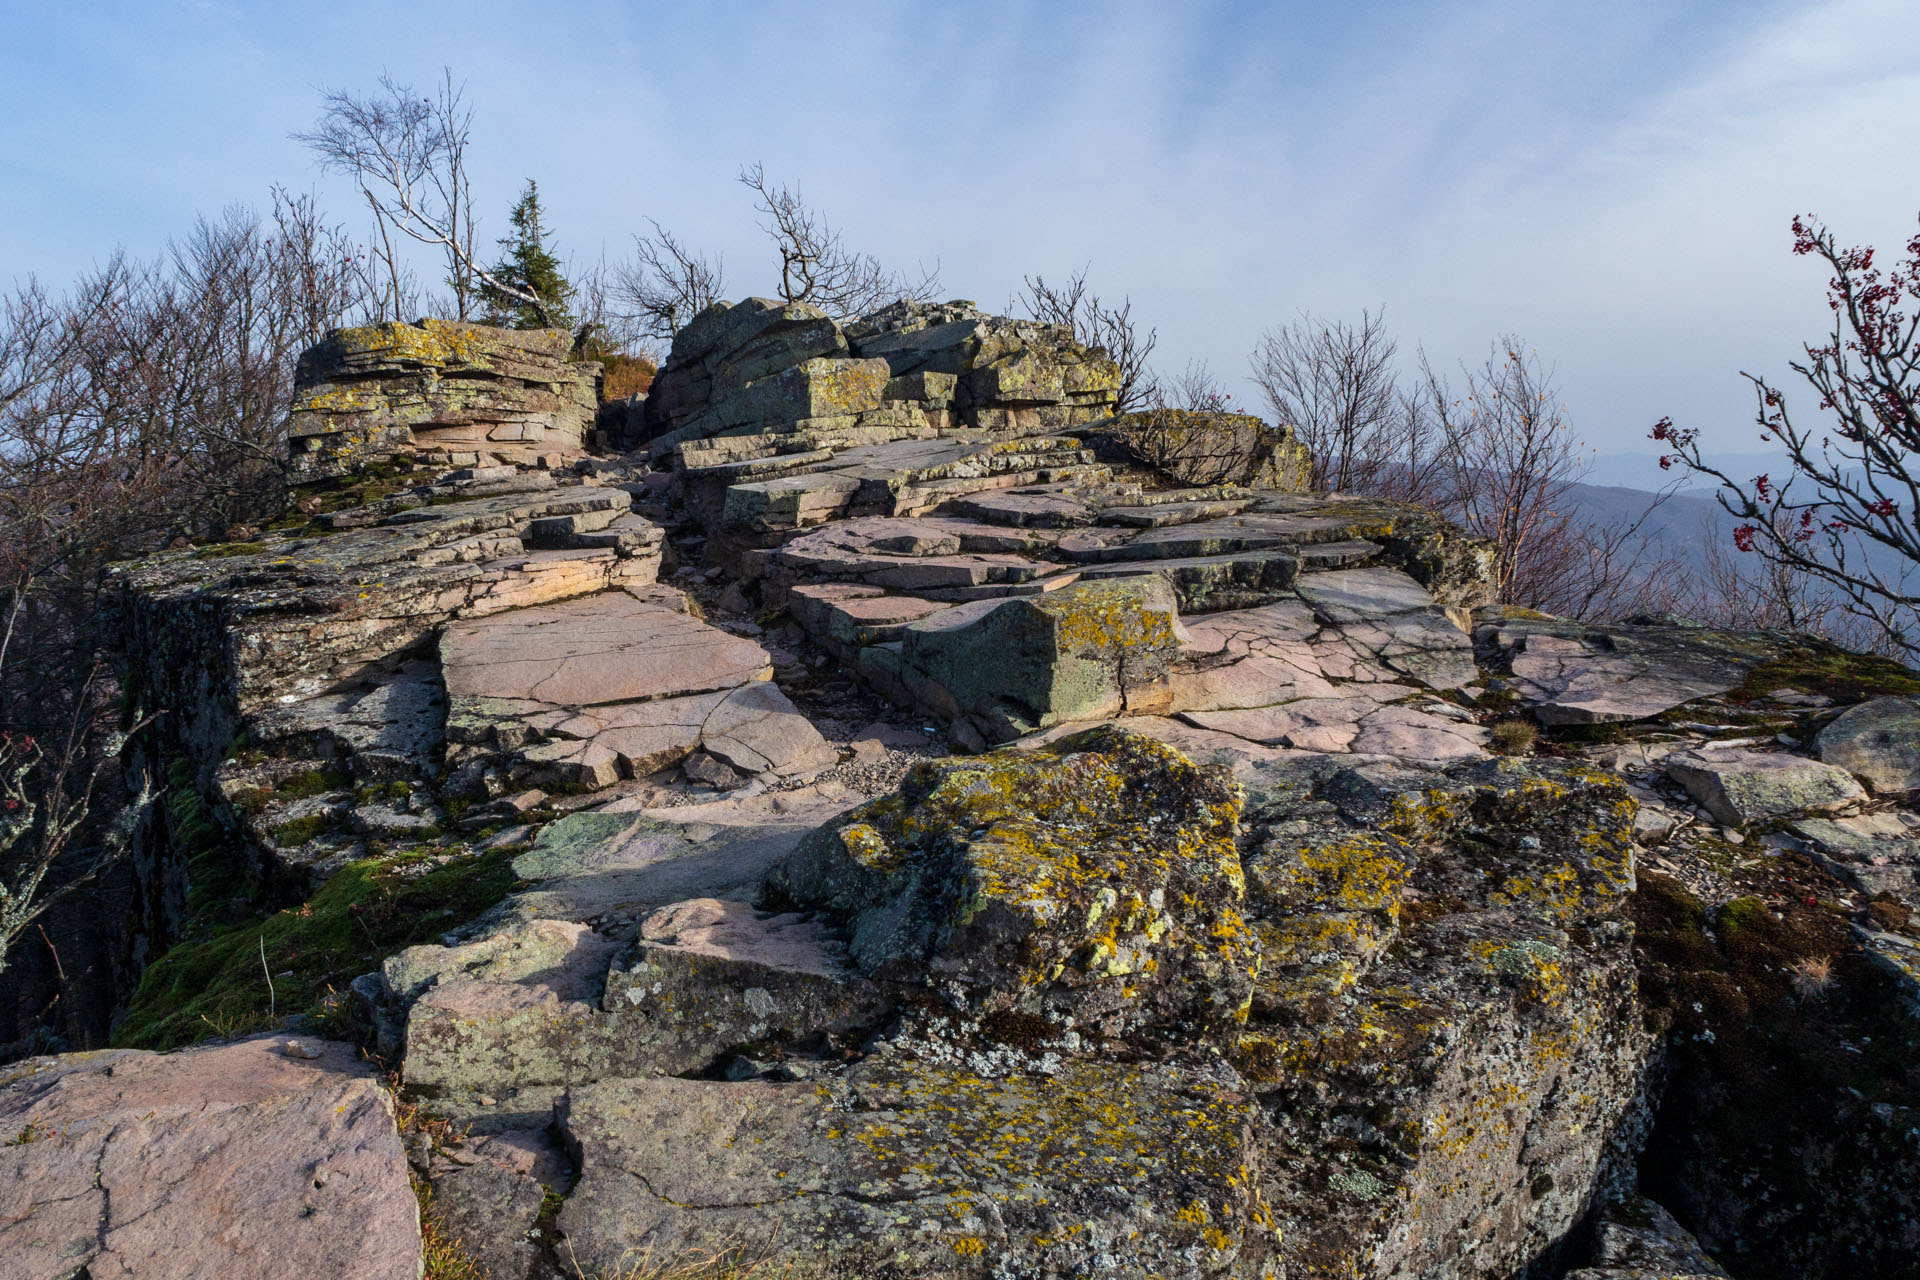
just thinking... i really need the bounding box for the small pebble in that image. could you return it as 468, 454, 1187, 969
282, 1040, 322, 1060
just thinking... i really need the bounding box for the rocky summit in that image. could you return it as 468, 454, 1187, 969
8, 305, 1919, 1280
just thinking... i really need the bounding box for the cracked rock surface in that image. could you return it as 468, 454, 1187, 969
0, 1037, 416, 1280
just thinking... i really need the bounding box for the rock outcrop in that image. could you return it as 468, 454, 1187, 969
286, 319, 600, 481
636, 297, 1123, 455
19, 304, 1917, 1280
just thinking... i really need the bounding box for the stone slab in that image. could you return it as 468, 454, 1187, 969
0, 1037, 417, 1280
442, 590, 772, 707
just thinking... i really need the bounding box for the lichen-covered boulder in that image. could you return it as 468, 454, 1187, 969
633, 297, 1121, 452
1092, 408, 1313, 490
557, 1054, 1260, 1280
1232, 755, 1650, 1279
1665, 748, 1867, 827
286, 318, 599, 479
766, 725, 1255, 1051
1815, 695, 1920, 793
894, 576, 1186, 740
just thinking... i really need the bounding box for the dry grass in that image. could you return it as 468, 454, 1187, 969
1488, 719, 1539, 756
600, 353, 658, 401
414, 1172, 486, 1280
385, 1072, 486, 1280
1789, 953, 1836, 1000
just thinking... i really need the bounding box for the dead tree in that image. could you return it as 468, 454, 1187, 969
614, 218, 727, 342
1250, 310, 1441, 500
1422, 340, 1592, 608
739, 163, 939, 321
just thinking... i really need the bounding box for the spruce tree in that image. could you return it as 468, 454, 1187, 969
482, 179, 573, 329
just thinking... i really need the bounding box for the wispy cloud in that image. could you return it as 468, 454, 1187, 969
4, 0, 1917, 461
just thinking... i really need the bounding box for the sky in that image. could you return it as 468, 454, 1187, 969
4, 0, 1919, 482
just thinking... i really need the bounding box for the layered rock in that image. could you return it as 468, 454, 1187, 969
1088, 407, 1313, 489
110, 469, 668, 878
286, 319, 600, 480
635, 297, 1121, 453
62, 291, 1920, 1280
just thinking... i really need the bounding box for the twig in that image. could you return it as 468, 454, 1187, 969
260, 933, 275, 1018
36, 923, 64, 984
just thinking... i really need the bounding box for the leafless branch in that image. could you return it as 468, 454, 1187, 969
1019, 268, 1158, 412
613, 218, 726, 342
294, 71, 552, 326
738, 163, 939, 321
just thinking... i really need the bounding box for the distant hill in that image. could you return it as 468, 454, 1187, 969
1583, 450, 1791, 494
1557, 476, 1908, 587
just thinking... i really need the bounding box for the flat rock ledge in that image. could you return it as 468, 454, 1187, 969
0, 1037, 417, 1280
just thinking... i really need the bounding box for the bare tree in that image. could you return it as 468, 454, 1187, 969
1154, 359, 1233, 412
1019, 269, 1159, 413
613, 218, 726, 343
294, 70, 550, 325
739, 163, 939, 321
1653, 210, 1920, 658
1422, 340, 1593, 608
1250, 310, 1443, 499
0, 682, 150, 980
1685, 512, 1833, 633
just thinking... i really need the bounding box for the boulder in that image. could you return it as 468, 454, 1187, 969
602, 897, 891, 1075
894, 576, 1186, 739
767, 725, 1253, 1047
633, 297, 1121, 452
557, 1056, 1260, 1280
1092, 408, 1313, 490
286, 318, 599, 479
1816, 695, 1920, 793
1665, 748, 1867, 826
1563, 1192, 1731, 1279
0, 1037, 417, 1280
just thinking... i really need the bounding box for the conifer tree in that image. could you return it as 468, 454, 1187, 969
483, 179, 573, 329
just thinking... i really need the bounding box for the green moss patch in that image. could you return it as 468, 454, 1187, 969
114, 848, 518, 1052
1736, 640, 1920, 702
270, 814, 333, 846
276, 767, 351, 799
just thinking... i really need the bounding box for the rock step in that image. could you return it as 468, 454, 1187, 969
526, 504, 629, 545
786, 583, 951, 656
1072, 550, 1303, 612
570, 514, 666, 557
1095, 497, 1254, 527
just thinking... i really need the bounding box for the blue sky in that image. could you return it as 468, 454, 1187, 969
5, 0, 1919, 476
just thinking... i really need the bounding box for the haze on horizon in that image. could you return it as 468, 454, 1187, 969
5, 0, 1919, 478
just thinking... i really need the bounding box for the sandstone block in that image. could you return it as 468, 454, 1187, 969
0, 1037, 417, 1280
1666, 748, 1867, 826
895, 576, 1184, 737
